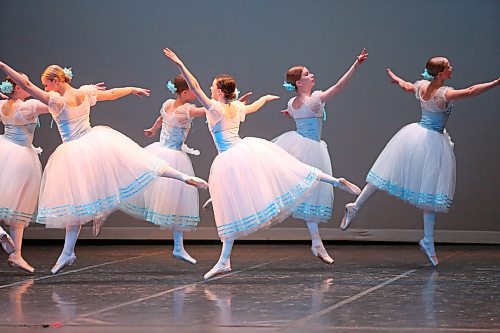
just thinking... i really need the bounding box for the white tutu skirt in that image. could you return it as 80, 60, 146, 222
0, 136, 42, 227
367, 123, 455, 213
272, 131, 333, 223
122, 143, 199, 231
209, 137, 321, 241
36, 126, 166, 228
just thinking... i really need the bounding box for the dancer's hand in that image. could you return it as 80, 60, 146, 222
238, 91, 253, 104
357, 48, 368, 64
132, 87, 150, 97
264, 95, 280, 102
387, 68, 399, 84
280, 109, 291, 118
144, 127, 157, 137
93, 82, 106, 91
163, 48, 183, 66
202, 198, 213, 211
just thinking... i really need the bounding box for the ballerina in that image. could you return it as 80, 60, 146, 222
0, 75, 51, 272
126, 74, 208, 264
340, 57, 499, 266
0, 61, 208, 274
273, 49, 367, 264
163, 48, 361, 279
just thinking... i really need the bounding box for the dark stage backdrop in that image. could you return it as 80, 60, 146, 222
1, 0, 499, 243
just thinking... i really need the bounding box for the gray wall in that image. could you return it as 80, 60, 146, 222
1, 0, 499, 242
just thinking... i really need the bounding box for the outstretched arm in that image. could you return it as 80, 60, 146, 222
95, 87, 150, 101
144, 115, 162, 137
317, 49, 368, 102
242, 95, 280, 115
445, 77, 499, 101
163, 48, 212, 109
387, 68, 415, 92
0, 61, 51, 103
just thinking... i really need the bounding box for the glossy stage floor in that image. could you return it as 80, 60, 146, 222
0, 243, 499, 333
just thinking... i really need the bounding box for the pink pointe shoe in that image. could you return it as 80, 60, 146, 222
419, 239, 439, 267
337, 178, 361, 195
8, 255, 35, 273
92, 215, 105, 237
0, 230, 15, 255
340, 203, 359, 231
311, 244, 334, 265
204, 263, 231, 280
51, 254, 77, 274
172, 248, 197, 265
184, 176, 208, 190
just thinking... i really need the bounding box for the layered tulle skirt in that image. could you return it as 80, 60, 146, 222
209, 137, 321, 240
0, 136, 42, 227
122, 143, 199, 230
367, 123, 455, 212
36, 126, 166, 228
272, 131, 333, 223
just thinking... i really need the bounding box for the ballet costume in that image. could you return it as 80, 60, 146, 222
36, 86, 197, 273
203, 99, 354, 279
0, 99, 45, 272
342, 80, 455, 266
207, 99, 322, 240
272, 91, 338, 264
123, 99, 200, 264
272, 91, 334, 223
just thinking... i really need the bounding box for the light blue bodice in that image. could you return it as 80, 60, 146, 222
295, 117, 323, 141
207, 100, 245, 154
55, 113, 92, 142
3, 123, 36, 146
419, 110, 450, 133
159, 121, 190, 150
210, 127, 241, 154
414, 81, 453, 134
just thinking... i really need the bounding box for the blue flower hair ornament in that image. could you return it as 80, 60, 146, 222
421, 68, 435, 81
63, 67, 73, 80
0, 80, 14, 94
282, 81, 296, 92
166, 80, 177, 94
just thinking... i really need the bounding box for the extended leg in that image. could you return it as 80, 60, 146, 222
340, 182, 378, 230
160, 165, 208, 189
317, 172, 361, 196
